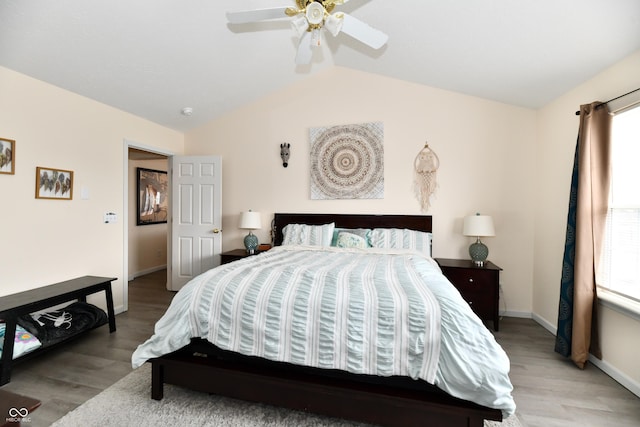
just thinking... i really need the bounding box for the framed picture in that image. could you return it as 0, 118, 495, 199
0, 137, 15, 175
137, 167, 168, 225
35, 167, 73, 200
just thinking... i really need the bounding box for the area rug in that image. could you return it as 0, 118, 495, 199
51, 364, 522, 426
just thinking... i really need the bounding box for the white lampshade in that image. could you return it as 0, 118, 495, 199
463, 214, 495, 237
239, 211, 261, 230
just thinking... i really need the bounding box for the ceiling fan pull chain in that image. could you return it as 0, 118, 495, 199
310, 29, 322, 47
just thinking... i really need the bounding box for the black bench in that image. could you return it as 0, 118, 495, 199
0, 276, 117, 385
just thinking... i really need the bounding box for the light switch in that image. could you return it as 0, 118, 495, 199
81, 186, 90, 200
104, 212, 117, 224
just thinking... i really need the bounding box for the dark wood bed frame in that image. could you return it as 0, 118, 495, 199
150, 213, 502, 427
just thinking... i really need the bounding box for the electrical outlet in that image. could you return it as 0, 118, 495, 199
104, 212, 117, 223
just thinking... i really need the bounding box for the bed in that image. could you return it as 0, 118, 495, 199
132, 213, 515, 427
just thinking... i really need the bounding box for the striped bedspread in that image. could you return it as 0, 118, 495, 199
132, 245, 516, 416
190, 245, 441, 382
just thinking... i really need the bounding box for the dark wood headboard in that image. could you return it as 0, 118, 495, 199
272, 213, 432, 246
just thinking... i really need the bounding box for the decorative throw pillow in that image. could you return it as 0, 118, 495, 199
282, 223, 335, 246
369, 228, 432, 256
331, 228, 371, 246
336, 231, 368, 249
0, 323, 42, 359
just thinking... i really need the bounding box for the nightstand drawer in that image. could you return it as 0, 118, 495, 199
455, 288, 494, 318
442, 268, 495, 291
220, 249, 264, 265
434, 258, 502, 331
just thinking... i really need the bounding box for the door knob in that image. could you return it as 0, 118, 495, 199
212, 228, 222, 234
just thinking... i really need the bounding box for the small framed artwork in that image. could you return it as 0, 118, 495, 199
0, 137, 15, 175
137, 167, 168, 225
35, 167, 74, 200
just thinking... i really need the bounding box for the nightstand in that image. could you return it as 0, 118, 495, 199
220, 249, 260, 265
435, 258, 502, 331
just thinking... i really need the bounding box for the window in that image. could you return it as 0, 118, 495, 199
598, 105, 640, 302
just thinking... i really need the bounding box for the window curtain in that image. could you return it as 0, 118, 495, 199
554, 102, 611, 369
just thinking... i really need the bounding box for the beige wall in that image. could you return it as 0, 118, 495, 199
185, 66, 537, 316
534, 50, 640, 392
3, 48, 639, 395
127, 158, 169, 279
0, 66, 183, 311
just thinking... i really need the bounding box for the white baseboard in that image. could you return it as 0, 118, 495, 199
501, 310, 532, 319
524, 313, 640, 399
589, 355, 640, 398
531, 312, 557, 335
128, 265, 167, 281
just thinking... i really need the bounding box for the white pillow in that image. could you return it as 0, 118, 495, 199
282, 223, 335, 246
369, 228, 432, 256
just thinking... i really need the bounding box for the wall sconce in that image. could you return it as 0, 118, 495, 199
463, 213, 495, 266
239, 210, 262, 254
280, 143, 290, 168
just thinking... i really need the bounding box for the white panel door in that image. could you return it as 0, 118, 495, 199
169, 155, 222, 291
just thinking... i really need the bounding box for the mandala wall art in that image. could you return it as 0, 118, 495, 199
309, 122, 384, 200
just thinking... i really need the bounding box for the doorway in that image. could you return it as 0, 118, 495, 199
123, 140, 174, 312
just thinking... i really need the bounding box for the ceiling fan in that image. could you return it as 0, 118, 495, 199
226, 0, 389, 65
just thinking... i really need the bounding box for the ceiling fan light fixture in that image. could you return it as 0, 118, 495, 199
291, 15, 308, 36
325, 12, 344, 36
305, 2, 326, 25
226, 0, 388, 64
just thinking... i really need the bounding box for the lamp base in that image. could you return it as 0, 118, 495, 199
469, 238, 489, 267
244, 231, 259, 254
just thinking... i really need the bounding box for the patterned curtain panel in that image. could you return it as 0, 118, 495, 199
554, 139, 579, 358
554, 102, 611, 369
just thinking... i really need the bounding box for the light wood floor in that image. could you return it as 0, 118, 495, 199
2, 269, 639, 426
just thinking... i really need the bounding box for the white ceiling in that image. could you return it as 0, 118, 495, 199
1, 1, 639, 132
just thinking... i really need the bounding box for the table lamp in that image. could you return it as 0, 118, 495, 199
239, 210, 261, 254
463, 213, 495, 266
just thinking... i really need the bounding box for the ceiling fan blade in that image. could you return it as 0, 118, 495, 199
325, 0, 350, 6
226, 7, 290, 24
295, 31, 314, 65
339, 13, 388, 49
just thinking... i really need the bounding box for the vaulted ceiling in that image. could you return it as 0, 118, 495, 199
1, 1, 639, 132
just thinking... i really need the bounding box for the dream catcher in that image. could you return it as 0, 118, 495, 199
413, 142, 439, 212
